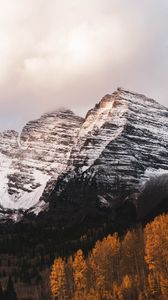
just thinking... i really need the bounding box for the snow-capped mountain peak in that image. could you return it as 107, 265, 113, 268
0, 88, 168, 220
0, 109, 83, 212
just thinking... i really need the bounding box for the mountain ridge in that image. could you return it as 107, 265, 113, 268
0, 87, 168, 221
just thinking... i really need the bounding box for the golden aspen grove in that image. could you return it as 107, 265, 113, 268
50, 214, 168, 300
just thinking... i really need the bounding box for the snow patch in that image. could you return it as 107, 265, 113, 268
98, 195, 110, 208
79, 99, 114, 138
144, 168, 168, 178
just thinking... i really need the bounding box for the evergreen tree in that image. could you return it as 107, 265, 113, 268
0, 281, 4, 300
5, 277, 17, 300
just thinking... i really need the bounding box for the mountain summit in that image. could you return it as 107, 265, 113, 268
0, 88, 168, 221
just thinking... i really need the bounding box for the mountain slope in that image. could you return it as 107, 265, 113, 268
48, 88, 168, 211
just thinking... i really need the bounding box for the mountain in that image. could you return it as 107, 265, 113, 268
47, 87, 168, 221
0, 87, 168, 222
0, 110, 83, 220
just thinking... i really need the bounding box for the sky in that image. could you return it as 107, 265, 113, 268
0, 0, 168, 130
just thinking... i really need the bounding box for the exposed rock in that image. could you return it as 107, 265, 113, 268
50, 88, 168, 209
0, 110, 83, 215
0, 88, 168, 221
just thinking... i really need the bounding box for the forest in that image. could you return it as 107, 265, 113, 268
50, 213, 168, 300
0, 210, 167, 299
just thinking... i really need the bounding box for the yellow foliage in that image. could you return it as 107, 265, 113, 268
122, 274, 132, 290
72, 249, 88, 297
50, 213, 168, 300
145, 214, 168, 299
145, 214, 168, 272
50, 257, 67, 299
90, 233, 120, 291
112, 282, 124, 300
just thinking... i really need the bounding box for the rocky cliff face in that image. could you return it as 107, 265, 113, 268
0, 110, 83, 217
49, 88, 168, 210
0, 88, 168, 221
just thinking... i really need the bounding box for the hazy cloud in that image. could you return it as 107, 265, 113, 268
0, 0, 168, 130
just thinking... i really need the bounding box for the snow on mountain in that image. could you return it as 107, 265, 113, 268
0, 88, 168, 219
50, 88, 168, 205
0, 110, 83, 212
68, 92, 128, 171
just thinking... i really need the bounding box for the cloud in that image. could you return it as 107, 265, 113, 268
0, 0, 167, 130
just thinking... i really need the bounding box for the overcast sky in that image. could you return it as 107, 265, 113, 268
0, 0, 168, 130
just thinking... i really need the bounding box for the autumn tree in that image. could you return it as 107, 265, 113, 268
50, 213, 168, 300
145, 214, 168, 299
50, 257, 68, 299
72, 249, 88, 299
121, 228, 146, 294
90, 233, 120, 295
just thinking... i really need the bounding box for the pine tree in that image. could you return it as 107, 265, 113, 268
5, 277, 17, 300
0, 281, 4, 300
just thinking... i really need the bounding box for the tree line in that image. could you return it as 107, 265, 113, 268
50, 213, 168, 299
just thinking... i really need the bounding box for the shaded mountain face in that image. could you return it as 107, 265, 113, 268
0, 87, 168, 221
